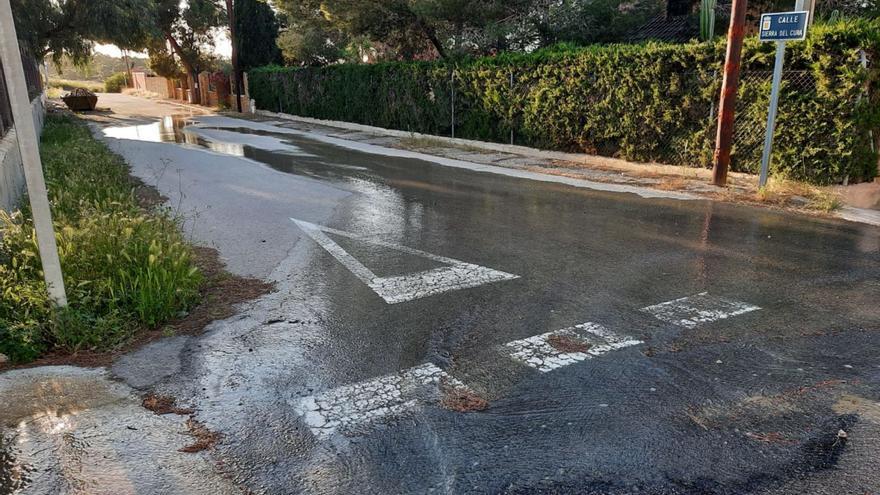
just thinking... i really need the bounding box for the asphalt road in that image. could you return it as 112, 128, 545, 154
3, 95, 879, 494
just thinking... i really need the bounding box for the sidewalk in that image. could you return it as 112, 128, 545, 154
249, 110, 880, 227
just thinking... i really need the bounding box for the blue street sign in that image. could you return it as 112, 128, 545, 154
759, 11, 809, 42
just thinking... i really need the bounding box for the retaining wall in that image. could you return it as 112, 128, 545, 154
0, 95, 46, 211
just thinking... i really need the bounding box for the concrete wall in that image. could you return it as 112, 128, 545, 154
0, 95, 46, 212
144, 77, 173, 99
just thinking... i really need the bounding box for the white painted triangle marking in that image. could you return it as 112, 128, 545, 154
291, 218, 519, 304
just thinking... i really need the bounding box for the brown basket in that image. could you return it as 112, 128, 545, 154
62, 94, 98, 111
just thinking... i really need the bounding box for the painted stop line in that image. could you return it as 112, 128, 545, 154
505, 322, 642, 373
292, 291, 760, 440
292, 219, 519, 304
293, 363, 474, 438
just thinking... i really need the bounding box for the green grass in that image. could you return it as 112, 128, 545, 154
0, 115, 201, 363
48, 78, 105, 93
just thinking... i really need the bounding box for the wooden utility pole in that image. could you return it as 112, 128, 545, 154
0, 0, 67, 306
226, 0, 243, 112
123, 50, 134, 89
711, 0, 749, 186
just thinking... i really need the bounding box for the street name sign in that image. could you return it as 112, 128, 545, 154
759, 11, 809, 42
756, 11, 809, 187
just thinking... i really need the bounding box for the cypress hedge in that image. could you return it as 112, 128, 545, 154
250, 19, 880, 185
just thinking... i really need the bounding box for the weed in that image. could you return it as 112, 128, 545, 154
0, 115, 202, 362
808, 190, 843, 212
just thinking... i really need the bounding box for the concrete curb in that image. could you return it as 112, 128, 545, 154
838, 206, 880, 227
255, 110, 755, 182
253, 110, 880, 228
154, 99, 214, 115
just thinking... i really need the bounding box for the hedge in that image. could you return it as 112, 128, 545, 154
249, 20, 880, 185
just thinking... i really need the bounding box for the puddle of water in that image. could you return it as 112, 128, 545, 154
0, 367, 240, 495
102, 115, 188, 143
102, 115, 313, 159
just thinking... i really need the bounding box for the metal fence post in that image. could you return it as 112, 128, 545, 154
859, 49, 875, 155
709, 71, 717, 122
450, 69, 456, 139
510, 69, 515, 145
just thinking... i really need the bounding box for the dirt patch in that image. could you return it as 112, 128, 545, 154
744, 431, 797, 444
686, 379, 854, 432
547, 334, 591, 354
170, 247, 274, 335
141, 392, 222, 453
180, 418, 222, 453
130, 173, 167, 210
440, 384, 489, 412
833, 395, 880, 423
142, 394, 195, 416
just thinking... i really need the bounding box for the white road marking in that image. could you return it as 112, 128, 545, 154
641, 292, 760, 329
505, 322, 642, 372
294, 363, 472, 438
292, 219, 518, 304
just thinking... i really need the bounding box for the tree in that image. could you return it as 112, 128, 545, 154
150, 0, 224, 104
275, 0, 532, 63
524, 0, 661, 47
275, 0, 351, 65
235, 0, 283, 70
10, 0, 156, 65
275, 0, 668, 65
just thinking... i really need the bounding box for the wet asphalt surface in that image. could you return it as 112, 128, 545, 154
3, 102, 880, 494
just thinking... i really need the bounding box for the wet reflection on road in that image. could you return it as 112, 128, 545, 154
17, 114, 873, 494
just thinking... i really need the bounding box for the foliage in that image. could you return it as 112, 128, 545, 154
148, 0, 225, 80
0, 116, 202, 363
274, 0, 603, 63
251, 20, 880, 185
528, 0, 662, 47
104, 72, 130, 93
148, 50, 185, 79
10, 0, 157, 66
48, 79, 105, 93
278, 24, 347, 66
47, 53, 149, 83
235, 0, 283, 70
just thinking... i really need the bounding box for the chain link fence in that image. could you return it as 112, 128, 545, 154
254, 37, 875, 183
436, 58, 868, 176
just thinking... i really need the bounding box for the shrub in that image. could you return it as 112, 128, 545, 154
104, 72, 129, 93
0, 115, 201, 362
250, 19, 880, 185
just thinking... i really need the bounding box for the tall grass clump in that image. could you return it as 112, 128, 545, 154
0, 115, 201, 363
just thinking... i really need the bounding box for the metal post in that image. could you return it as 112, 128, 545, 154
0, 0, 67, 306
510, 70, 515, 145
450, 70, 456, 139
859, 49, 875, 155
711, 0, 749, 186
758, 41, 786, 188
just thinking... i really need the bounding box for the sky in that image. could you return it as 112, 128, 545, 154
94, 29, 232, 59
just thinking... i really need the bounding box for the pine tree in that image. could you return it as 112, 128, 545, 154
235, 0, 283, 71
